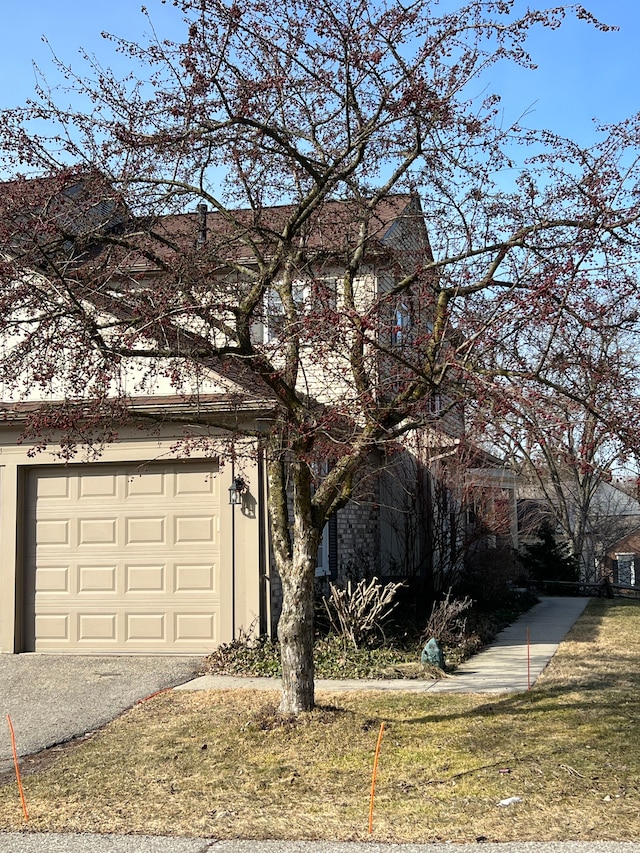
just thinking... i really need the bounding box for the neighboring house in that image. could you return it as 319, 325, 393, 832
606, 531, 640, 586
600, 479, 640, 586
517, 477, 640, 582
0, 183, 517, 655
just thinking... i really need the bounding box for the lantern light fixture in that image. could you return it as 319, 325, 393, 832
228, 476, 245, 506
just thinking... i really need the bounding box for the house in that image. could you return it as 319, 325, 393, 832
0, 181, 517, 654
598, 479, 640, 586
517, 476, 640, 583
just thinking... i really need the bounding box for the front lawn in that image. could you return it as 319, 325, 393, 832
0, 598, 638, 842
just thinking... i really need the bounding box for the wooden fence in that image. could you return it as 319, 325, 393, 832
540, 579, 640, 599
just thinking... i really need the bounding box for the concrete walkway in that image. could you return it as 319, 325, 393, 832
427, 594, 590, 693
176, 595, 591, 695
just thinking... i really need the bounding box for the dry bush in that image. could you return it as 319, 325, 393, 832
322, 576, 405, 648
422, 588, 473, 645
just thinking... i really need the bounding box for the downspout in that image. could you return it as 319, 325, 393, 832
257, 444, 269, 636
231, 461, 236, 640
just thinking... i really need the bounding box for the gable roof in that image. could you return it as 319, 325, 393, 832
99, 192, 428, 275
0, 172, 429, 278
0, 172, 126, 254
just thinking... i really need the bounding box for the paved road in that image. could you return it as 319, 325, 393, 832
0, 655, 201, 775
2, 836, 640, 851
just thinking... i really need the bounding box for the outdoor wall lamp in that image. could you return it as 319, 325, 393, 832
228, 476, 245, 506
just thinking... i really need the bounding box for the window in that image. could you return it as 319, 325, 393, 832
265, 280, 308, 342
615, 553, 636, 586
392, 301, 412, 346
311, 459, 335, 578
265, 277, 337, 343
315, 523, 330, 577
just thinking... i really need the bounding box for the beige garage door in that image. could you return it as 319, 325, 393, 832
24, 461, 226, 653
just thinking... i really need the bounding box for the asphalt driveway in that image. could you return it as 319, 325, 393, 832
0, 654, 202, 774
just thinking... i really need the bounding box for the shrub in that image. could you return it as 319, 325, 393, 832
321, 576, 405, 648
204, 630, 281, 677
421, 588, 473, 646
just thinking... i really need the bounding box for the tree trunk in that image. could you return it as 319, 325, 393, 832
277, 550, 317, 714
266, 443, 320, 714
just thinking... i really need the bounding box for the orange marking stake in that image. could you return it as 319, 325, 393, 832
6, 714, 28, 822
527, 626, 531, 691
368, 721, 385, 834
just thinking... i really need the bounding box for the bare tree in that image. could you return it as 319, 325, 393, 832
0, 0, 639, 713
479, 298, 640, 579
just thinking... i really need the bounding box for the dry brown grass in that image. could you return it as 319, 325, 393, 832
0, 598, 639, 842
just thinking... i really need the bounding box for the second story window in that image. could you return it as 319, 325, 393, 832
264, 277, 337, 343
429, 393, 442, 415
392, 300, 412, 346
266, 281, 308, 342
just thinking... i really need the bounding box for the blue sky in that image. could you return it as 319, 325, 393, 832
490, 0, 639, 144
0, 0, 637, 149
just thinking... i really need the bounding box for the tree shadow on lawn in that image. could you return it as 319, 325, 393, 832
398, 667, 640, 727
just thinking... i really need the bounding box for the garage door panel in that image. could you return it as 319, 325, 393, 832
79, 517, 118, 546
79, 565, 117, 592
79, 474, 119, 499
175, 612, 216, 642
125, 564, 167, 593
175, 470, 218, 496
79, 613, 117, 641
35, 613, 70, 641
125, 471, 166, 498
26, 461, 224, 653
36, 475, 71, 500
125, 516, 166, 546
175, 563, 217, 592
126, 613, 166, 641
175, 515, 216, 543
35, 566, 70, 593
36, 519, 70, 546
